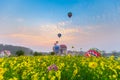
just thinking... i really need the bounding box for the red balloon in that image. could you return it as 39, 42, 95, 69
85, 49, 101, 57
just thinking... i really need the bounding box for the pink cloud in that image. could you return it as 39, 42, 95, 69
1, 21, 120, 52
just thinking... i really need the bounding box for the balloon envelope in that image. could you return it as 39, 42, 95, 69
85, 48, 101, 57
60, 44, 67, 49
68, 12, 72, 18
53, 45, 60, 53
58, 33, 62, 38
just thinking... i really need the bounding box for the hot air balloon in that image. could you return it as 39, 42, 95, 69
84, 48, 102, 57
57, 33, 62, 38
68, 12, 72, 18
60, 44, 67, 54
53, 44, 60, 54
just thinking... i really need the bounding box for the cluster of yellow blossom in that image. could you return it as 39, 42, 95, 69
0, 55, 120, 80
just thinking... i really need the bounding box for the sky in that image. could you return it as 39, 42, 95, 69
0, 0, 120, 52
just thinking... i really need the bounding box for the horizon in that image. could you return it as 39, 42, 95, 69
0, 0, 120, 53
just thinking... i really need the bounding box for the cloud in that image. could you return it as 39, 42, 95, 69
1, 20, 120, 52
0, 21, 79, 49
16, 18, 24, 22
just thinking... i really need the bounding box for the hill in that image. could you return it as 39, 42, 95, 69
0, 44, 33, 55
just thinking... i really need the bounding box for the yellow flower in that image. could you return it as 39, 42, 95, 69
13, 77, 18, 80
73, 63, 77, 68
9, 77, 18, 80
116, 65, 120, 70
59, 63, 65, 69
1, 62, 6, 67
73, 69, 78, 76
0, 58, 3, 62
109, 56, 115, 60
0, 68, 5, 74
113, 74, 117, 78
48, 71, 52, 79
41, 76, 45, 80
31, 73, 39, 80
22, 72, 27, 79
61, 63, 65, 67
50, 76, 56, 80
88, 62, 98, 69
41, 62, 46, 67
38, 58, 41, 62
100, 62, 104, 66
55, 70, 61, 80
112, 69, 117, 75
48, 74, 51, 79
81, 61, 86, 66
67, 54, 71, 58
0, 75, 3, 80
100, 62, 105, 70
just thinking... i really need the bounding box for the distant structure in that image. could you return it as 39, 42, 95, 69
0, 50, 11, 57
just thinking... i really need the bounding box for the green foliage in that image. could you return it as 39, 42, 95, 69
2, 55, 120, 80
33, 52, 43, 56
9, 55, 16, 57
50, 52, 55, 55
15, 50, 24, 56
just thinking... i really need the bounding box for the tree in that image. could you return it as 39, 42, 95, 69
50, 52, 55, 55
16, 50, 24, 56
33, 52, 43, 56
33, 52, 39, 56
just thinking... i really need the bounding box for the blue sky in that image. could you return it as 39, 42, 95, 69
0, 0, 120, 52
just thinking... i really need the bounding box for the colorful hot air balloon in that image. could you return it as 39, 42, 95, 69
68, 12, 72, 18
84, 48, 102, 57
57, 33, 62, 38
53, 44, 60, 54
60, 44, 67, 54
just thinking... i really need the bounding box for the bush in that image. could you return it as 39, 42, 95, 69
33, 52, 43, 56
50, 52, 55, 55
2, 56, 120, 80
15, 50, 24, 56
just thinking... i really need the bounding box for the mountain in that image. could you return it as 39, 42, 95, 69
0, 44, 33, 55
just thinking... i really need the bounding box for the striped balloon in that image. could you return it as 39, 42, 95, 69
85, 48, 101, 57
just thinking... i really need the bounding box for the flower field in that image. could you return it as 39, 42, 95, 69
0, 55, 120, 80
